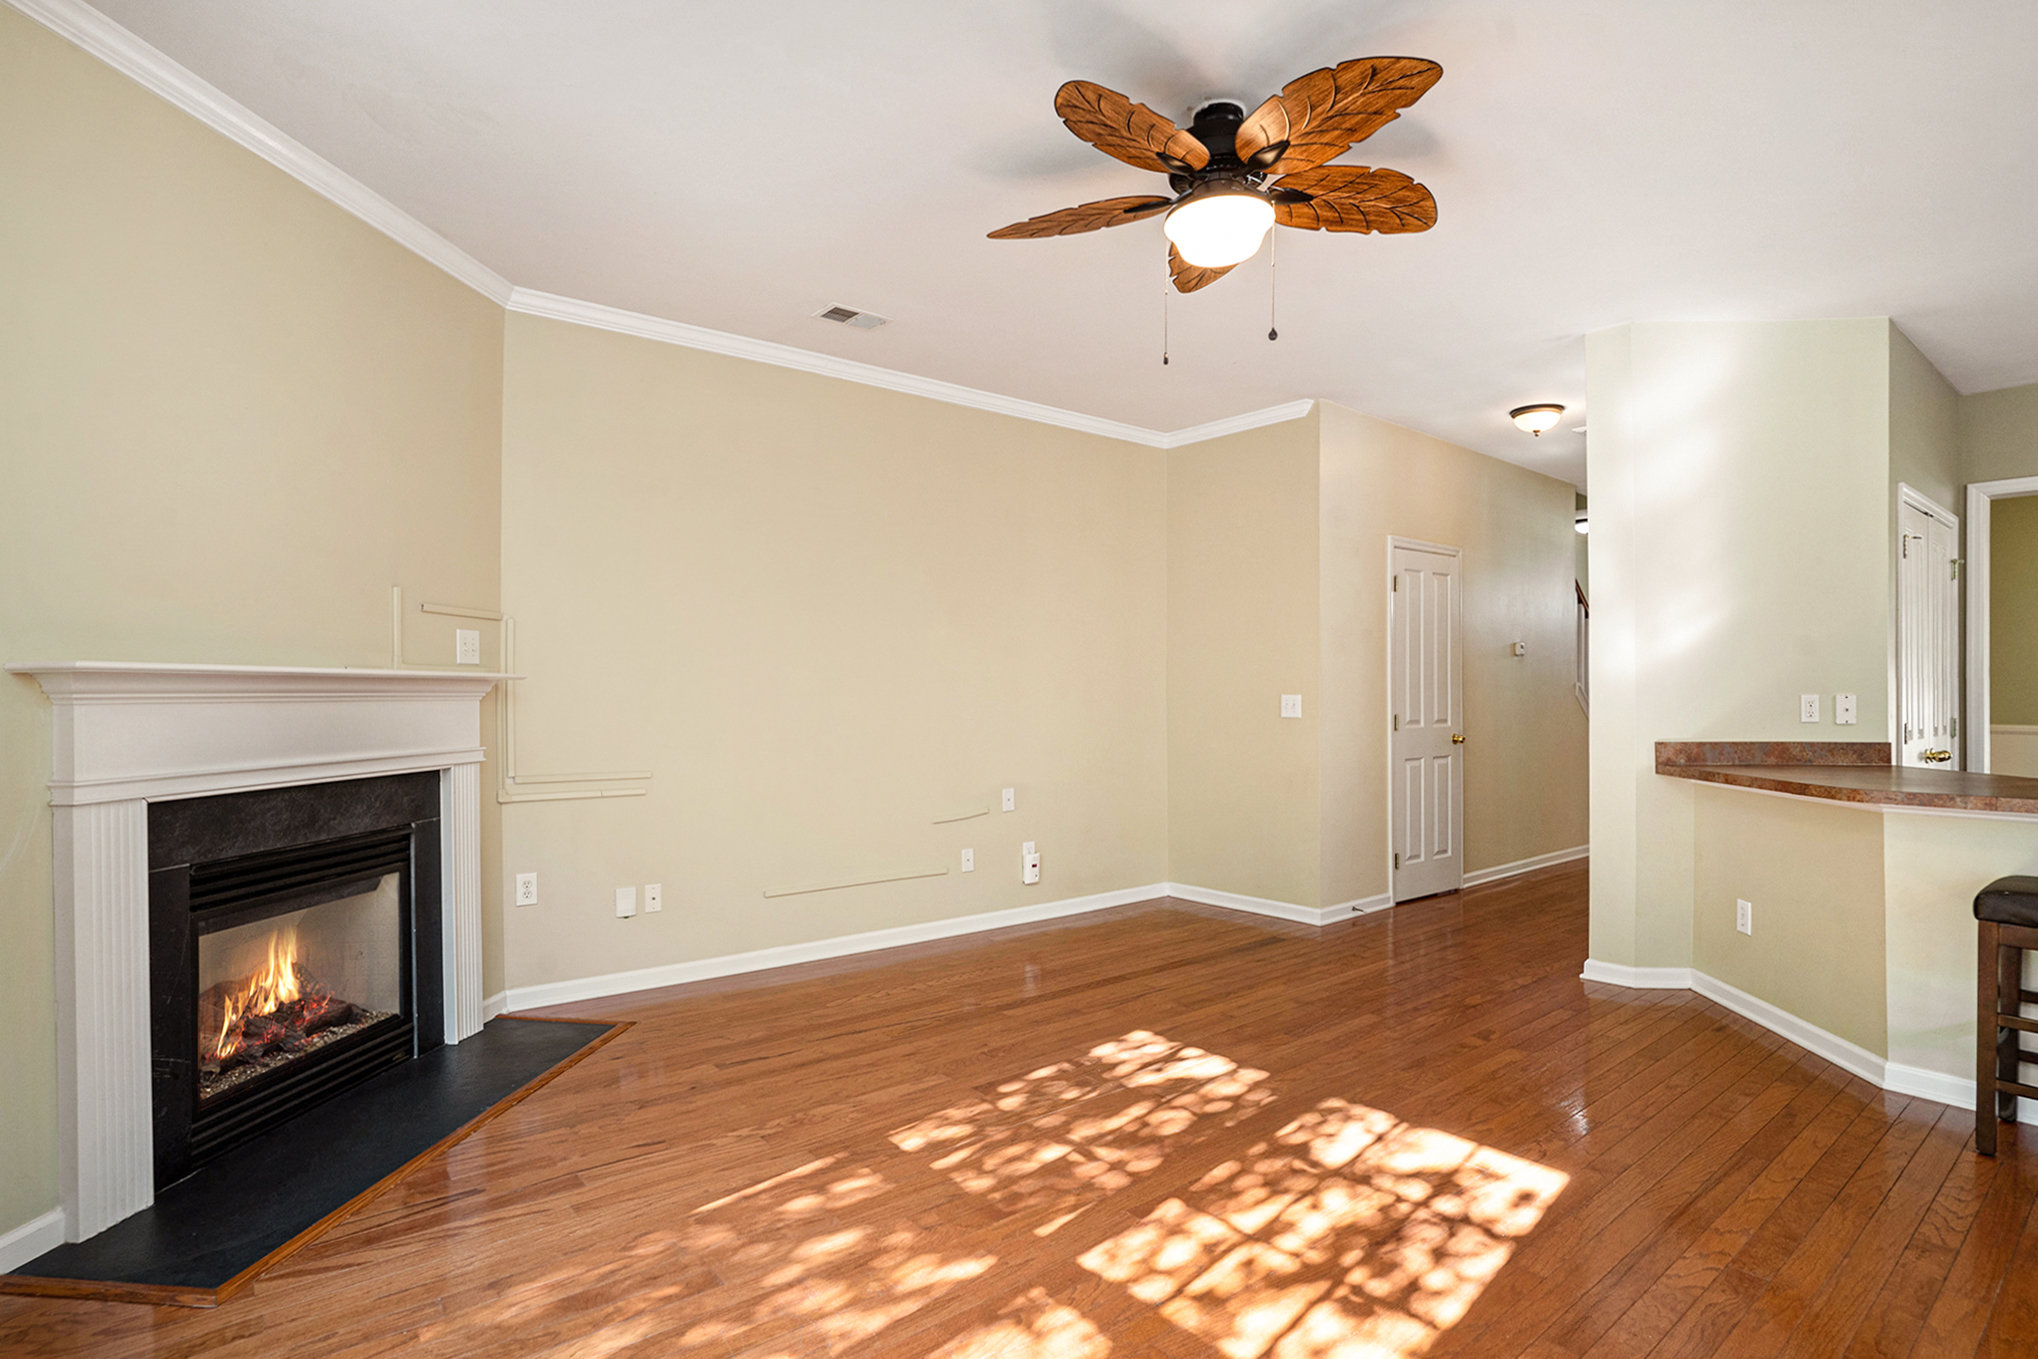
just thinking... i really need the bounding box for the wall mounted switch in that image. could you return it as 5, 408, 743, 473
456, 629, 481, 665
1281, 694, 1303, 718
961, 848, 974, 873
1799, 694, 1821, 723
644, 883, 662, 912
1835, 693, 1858, 725
1736, 898, 1753, 936
1001, 787, 1016, 812
615, 886, 637, 919
514, 872, 538, 907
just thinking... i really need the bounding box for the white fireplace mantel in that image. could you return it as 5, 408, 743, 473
7, 661, 510, 1242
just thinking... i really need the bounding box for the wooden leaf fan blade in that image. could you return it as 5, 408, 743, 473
1237, 57, 1442, 176
1273, 166, 1436, 233
988, 195, 1174, 239
1054, 80, 1210, 174
1168, 244, 1234, 293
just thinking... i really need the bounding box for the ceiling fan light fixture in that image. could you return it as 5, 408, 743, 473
1509, 404, 1565, 437
1164, 185, 1275, 269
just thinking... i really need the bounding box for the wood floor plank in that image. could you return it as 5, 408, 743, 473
0, 862, 2028, 1358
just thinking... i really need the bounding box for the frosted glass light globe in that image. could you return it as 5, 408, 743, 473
1164, 190, 1275, 268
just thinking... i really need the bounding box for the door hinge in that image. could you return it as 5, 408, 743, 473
1953, 717, 1960, 737
1393, 852, 1400, 871
1393, 713, 1400, 731
1953, 559, 1962, 580
1392, 576, 1399, 592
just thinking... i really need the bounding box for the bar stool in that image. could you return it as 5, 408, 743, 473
1976, 876, 2038, 1155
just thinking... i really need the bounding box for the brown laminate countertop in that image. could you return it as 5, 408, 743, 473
1654, 740, 2038, 815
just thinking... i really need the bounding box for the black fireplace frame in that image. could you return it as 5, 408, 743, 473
147, 772, 445, 1190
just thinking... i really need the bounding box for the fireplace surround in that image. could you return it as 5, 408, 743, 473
7, 662, 506, 1242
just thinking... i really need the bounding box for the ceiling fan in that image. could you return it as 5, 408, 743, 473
990, 57, 1442, 293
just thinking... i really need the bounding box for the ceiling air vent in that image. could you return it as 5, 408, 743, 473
814, 305, 888, 330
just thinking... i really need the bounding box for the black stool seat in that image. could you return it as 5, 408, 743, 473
1976, 876, 2038, 928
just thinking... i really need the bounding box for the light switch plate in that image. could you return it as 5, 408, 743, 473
1736, 898, 1753, 935
514, 872, 537, 907
1799, 694, 1821, 723
1281, 694, 1302, 718
644, 883, 662, 912
1001, 787, 1016, 812
961, 848, 974, 872
1835, 693, 1858, 725
455, 628, 481, 665
615, 886, 637, 918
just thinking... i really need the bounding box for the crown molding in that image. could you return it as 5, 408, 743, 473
17, 0, 1317, 450
7, 0, 513, 303
509, 289, 1313, 449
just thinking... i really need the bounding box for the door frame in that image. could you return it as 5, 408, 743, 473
1964, 475, 2038, 772
1385, 536, 1464, 901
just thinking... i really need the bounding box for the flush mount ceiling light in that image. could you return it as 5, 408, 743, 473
1510, 404, 1565, 436
989, 58, 1442, 293
1574, 512, 1590, 535
1163, 182, 1277, 268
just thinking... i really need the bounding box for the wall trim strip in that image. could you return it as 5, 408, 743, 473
1165, 883, 1388, 927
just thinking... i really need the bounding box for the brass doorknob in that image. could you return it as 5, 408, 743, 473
1921, 748, 1952, 764
1451, 733, 1466, 745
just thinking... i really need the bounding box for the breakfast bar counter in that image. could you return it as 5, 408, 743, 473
1654, 741, 2038, 817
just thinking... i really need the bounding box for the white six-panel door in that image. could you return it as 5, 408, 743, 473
1896, 486, 1960, 769
1390, 541, 1465, 901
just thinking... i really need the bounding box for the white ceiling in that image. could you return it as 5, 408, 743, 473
77, 1, 2038, 487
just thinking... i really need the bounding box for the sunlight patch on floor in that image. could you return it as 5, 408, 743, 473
1073, 1098, 1568, 1357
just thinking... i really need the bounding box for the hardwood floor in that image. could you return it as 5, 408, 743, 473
3, 859, 2034, 1357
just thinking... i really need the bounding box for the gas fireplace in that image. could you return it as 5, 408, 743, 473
149, 772, 444, 1189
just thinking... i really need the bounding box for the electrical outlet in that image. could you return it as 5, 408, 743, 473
1736, 898, 1753, 935
1799, 694, 1821, 723
644, 883, 662, 912
514, 872, 538, 907
961, 848, 974, 873
456, 628, 481, 665
1281, 694, 1303, 718
615, 886, 637, 919
1021, 841, 1040, 885
1835, 693, 1858, 725
1001, 787, 1016, 812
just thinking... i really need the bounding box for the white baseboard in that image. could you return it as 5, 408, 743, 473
1165, 883, 1387, 926
1579, 961, 2010, 1116
502, 883, 1170, 1011
1580, 959, 1694, 989
482, 991, 510, 1023
1464, 844, 1590, 888
1688, 971, 1886, 1087
0, 1207, 66, 1274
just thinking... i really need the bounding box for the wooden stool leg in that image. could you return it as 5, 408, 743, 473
1980, 920, 2001, 1155
2001, 938, 2024, 1125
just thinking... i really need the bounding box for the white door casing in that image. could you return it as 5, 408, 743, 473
1389, 540, 1465, 902
1896, 486, 1960, 769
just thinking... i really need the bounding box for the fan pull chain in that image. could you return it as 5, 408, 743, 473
1162, 279, 1170, 366
1268, 231, 1279, 342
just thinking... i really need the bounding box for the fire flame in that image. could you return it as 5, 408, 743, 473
210, 927, 304, 1060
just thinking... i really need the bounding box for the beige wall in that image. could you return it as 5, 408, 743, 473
1317, 404, 1587, 907
1961, 381, 2038, 486
1165, 414, 1325, 907
1587, 320, 1892, 968
1991, 495, 2038, 726
0, 7, 504, 1239
497, 314, 1168, 989
1890, 324, 1962, 515
1691, 787, 1885, 1054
